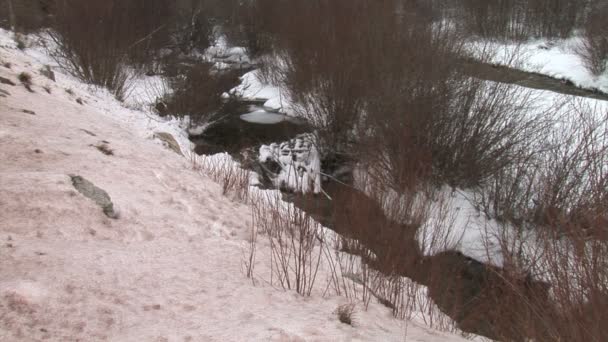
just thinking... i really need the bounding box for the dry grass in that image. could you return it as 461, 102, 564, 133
18, 71, 33, 92
250, 192, 324, 296
94, 143, 114, 156
335, 303, 356, 325
189, 153, 250, 202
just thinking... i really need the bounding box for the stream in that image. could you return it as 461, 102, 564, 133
462, 59, 608, 101
188, 61, 591, 340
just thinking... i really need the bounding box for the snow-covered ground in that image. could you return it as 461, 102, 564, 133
471, 37, 608, 93
0, 29, 481, 341
229, 69, 297, 116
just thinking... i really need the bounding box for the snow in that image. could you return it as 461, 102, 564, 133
470, 37, 608, 93
123, 74, 169, 111
259, 134, 322, 194
229, 70, 297, 116
204, 36, 252, 69
240, 110, 292, 124
0, 29, 478, 341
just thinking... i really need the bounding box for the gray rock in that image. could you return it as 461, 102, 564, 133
40, 65, 55, 82
70, 175, 118, 219
154, 132, 183, 156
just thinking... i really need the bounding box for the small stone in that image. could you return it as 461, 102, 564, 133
40, 65, 55, 82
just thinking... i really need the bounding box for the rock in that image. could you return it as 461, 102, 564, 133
39, 65, 55, 82
70, 175, 118, 219
154, 101, 168, 116
0, 76, 16, 86
154, 132, 183, 156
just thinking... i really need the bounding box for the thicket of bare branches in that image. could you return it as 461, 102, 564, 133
251, 0, 551, 191
161, 62, 240, 124
456, 0, 588, 41
47, 0, 173, 99
45, 0, 239, 99
249, 193, 325, 296
579, 1, 608, 76
0, 0, 52, 33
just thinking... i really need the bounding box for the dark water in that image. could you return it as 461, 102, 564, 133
191, 102, 309, 156
462, 59, 608, 101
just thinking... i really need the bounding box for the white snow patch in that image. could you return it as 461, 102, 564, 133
229, 70, 297, 116
240, 110, 292, 124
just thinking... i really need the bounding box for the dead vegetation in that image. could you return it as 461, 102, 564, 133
94, 143, 114, 156
335, 303, 356, 326
578, 2, 608, 76
18, 71, 33, 92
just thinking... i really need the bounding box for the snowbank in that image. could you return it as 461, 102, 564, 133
229, 70, 297, 116
470, 37, 608, 93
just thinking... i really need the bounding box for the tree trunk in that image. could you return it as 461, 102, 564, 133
7, 0, 16, 31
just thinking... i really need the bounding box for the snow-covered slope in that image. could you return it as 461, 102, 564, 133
0, 32, 476, 341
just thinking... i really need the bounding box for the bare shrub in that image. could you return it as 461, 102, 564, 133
0, 0, 52, 33
14, 33, 26, 50
579, 2, 608, 76
529, 101, 608, 233
259, 0, 545, 190
255, 0, 382, 156
171, 0, 213, 55
94, 143, 114, 156
457, 0, 585, 41
163, 63, 240, 125
48, 0, 173, 99
483, 202, 608, 341
18, 71, 33, 92
190, 153, 250, 201
539, 217, 608, 342
251, 192, 324, 296
335, 303, 356, 325
223, 0, 275, 58
470, 101, 608, 341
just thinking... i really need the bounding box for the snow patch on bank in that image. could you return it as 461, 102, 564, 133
470, 37, 608, 93
229, 70, 297, 116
